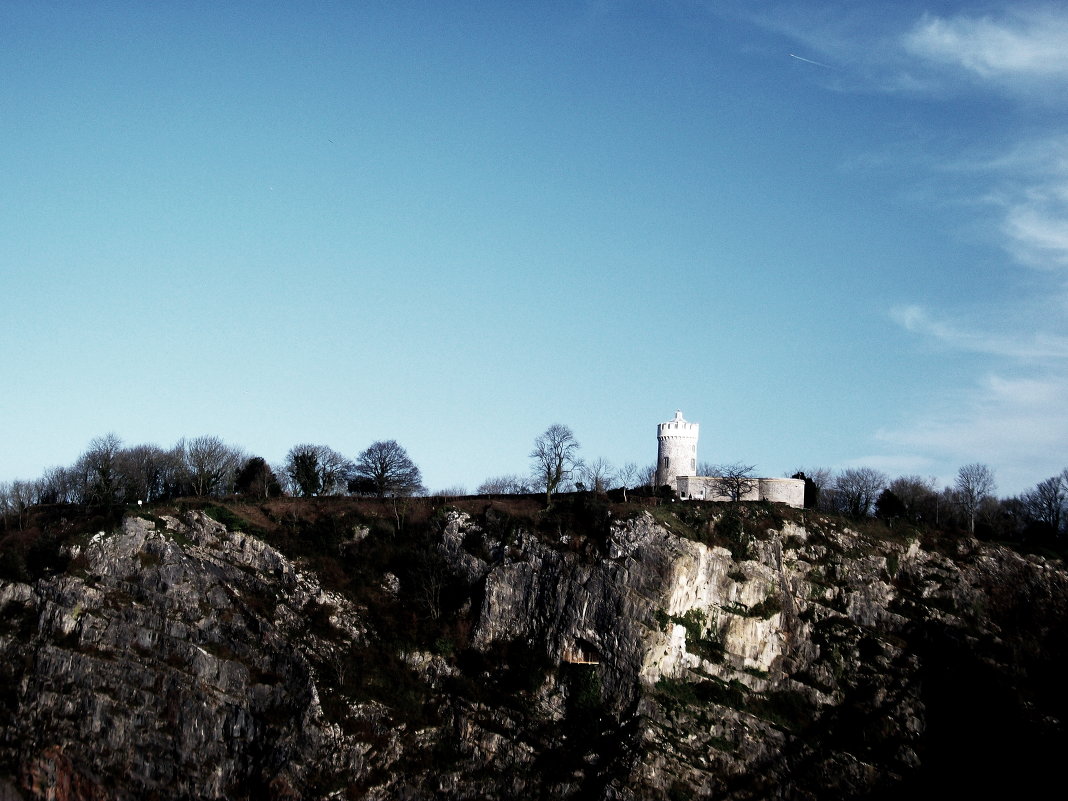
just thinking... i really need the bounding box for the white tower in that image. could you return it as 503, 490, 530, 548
656, 410, 699, 489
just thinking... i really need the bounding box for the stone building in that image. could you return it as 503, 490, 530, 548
655, 410, 804, 508
655, 410, 699, 489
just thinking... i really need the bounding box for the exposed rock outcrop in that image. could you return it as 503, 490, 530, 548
0, 512, 373, 799
1, 501, 1066, 799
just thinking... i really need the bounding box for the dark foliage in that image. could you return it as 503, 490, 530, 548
792, 471, 822, 509
0, 505, 118, 582
235, 457, 282, 499
875, 489, 907, 521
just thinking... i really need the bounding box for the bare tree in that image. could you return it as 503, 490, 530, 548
413, 548, 450, 620
158, 444, 189, 498
638, 463, 658, 490
510, 474, 533, 493
0, 480, 34, 531
1022, 474, 1066, 535
955, 463, 996, 534
578, 457, 615, 494
711, 462, 758, 502
617, 462, 640, 502
180, 436, 244, 497
116, 444, 175, 503
932, 485, 958, 527
0, 482, 10, 531
529, 424, 581, 507
77, 433, 125, 506
431, 485, 467, 498
351, 440, 423, 498
833, 467, 888, 519
316, 446, 356, 495
477, 476, 504, 494
888, 475, 938, 522
477, 474, 532, 494
272, 462, 297, 496
37, 466, 79, 505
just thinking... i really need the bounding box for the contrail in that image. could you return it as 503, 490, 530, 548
789, 53, 832, 68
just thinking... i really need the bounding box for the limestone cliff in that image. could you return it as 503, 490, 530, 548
1, 499, 1066, 799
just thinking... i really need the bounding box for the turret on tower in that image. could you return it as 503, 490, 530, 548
656, 410, 699, 489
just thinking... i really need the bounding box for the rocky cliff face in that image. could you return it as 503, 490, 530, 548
1, 500, 1066, 799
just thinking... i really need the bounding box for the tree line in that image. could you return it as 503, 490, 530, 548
477, 425, 1068, 545
0, 433, 424, 529
3, 424, 1067, 545
793, 463, 1068, 543
477, 424, 653, 506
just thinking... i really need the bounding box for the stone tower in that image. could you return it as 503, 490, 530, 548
656, 410, 699, 489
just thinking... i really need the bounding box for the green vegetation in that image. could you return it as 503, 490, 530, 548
656, 676, 748, 712
748, 689, 813, 731
0, 600, 38, 638
656, 674, 812, 733
653, 608, 726, 663
0, 506, 113, 583
322, 644, 438, 730
448, 639, 555, 713
201, 504, 249, 533
136, 548, 162, 568
885, 551, 900, 578
678, 609, 726, 662
747, 594, 782, 619
653, 608, 671, 630
563, 662, 604, 730
655, 676, 700, 707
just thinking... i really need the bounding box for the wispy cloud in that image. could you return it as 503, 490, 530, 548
891, 305, 1068, 361
904, 6, 1068, 81
911, 138, 1068, 274
1005, 201, 1068, 267
885, 131, 1068, 495
721, 2, 1068, 492
981, 138, 1068, 269
887, 289, 1068, 494
719, 3, 1068, 97
875, 371, 1068, 493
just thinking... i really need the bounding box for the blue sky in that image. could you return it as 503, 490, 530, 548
2, 1, 1066, 496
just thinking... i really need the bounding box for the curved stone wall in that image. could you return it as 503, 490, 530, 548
674, 476, 805, 508
757, 478, 805, 508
